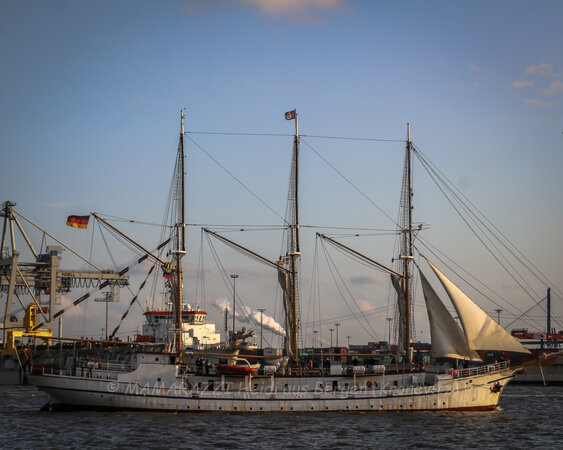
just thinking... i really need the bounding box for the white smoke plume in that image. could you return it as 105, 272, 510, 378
213, 297, 286, 337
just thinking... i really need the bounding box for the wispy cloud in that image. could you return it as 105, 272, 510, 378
524, 98, 556, 107
543, 80, 563, 95
510, 62, 561, 106
510, 80, 533, 88
179, 0, 349, 22
525, 62, 555, 77
242, 0, 347, 20
469, 64, 478, 72
58, 295, 87, 319
349, 274, 385, 286
356, 298, 373, 312
44, 201, 75, 209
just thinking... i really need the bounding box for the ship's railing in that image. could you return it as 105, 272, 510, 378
94, 361, 136, 372
457, 360, 509, 378
74, 360, 135, 372
43, 367, 120, 381
41, 360, 135, 378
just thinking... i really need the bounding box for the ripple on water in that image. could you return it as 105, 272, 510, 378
1, 384, 562, 448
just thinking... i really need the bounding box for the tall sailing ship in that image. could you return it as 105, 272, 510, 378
23, 109, 547, 412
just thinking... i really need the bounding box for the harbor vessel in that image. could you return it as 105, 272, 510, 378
23, 110, 546, 411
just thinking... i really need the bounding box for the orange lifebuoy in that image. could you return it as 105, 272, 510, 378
366, 380, 373, 388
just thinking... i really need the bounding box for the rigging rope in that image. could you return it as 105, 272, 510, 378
185, 134, 287, 224
110, 265, 155, 339
93, 213, 172, 229
414, 148, 542, 305
186, 130, 404, 142
300, 137, 399, 228
414, 240, 547, 332
319, 237, 380, 341
31, 239, 171, 331
204, 233, 262, 335
414, 145, 563, 301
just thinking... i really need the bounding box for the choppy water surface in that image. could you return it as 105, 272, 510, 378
1, 384, 561, 448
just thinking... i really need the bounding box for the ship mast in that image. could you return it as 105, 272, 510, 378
289, 112, 300, 363
172, 109, 187, 353
278, 109, 300, 363
402, 123, 414, 360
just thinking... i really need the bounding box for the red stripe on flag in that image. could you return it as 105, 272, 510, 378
67, 215, 90, 229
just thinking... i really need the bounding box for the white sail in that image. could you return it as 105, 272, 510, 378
420, 271, 482, 361
427, 260, 531, 354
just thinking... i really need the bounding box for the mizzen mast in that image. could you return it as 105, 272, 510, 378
401, 123, 414, 361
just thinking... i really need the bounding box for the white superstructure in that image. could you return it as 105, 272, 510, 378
139, 309, 221, 349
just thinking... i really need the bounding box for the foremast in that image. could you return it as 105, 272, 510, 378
171, 109, 187, 353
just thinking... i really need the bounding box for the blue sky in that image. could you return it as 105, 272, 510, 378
1, 0, 562, 343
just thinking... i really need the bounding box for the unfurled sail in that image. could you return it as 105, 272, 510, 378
420, 271, 482, 361
426, 260, 531, 354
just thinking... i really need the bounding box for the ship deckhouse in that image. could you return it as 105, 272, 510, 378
139, 309, 221, 348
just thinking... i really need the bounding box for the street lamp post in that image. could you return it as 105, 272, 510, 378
95, 291, 115, 340
334, 323, 340, 347
258, 308, 266, 349
495, 309, 502, 324
347, 335, 351, 348
313, 330, 318, 349
230, 274, 238, 346
329, 328, 334, 348
386, 317, 393, 345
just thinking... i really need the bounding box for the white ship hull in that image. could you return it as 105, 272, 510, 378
29, 361, 516, 412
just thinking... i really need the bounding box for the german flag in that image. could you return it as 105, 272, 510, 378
66, 215, 90, 229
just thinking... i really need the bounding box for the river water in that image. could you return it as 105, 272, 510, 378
1, 384, 561, 448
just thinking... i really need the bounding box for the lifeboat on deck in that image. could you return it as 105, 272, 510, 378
215, 363, 258, 376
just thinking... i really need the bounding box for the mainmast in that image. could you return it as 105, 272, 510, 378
402, 123, 414, 360
279, 109, 300, 363
290, 111, 300, 363
172, 109, 187, 353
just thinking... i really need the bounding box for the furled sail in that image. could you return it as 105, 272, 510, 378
420, 271, 482, 361
426, 260, 531, 354
277, 261, 296, 361
390, 274, 407, 354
